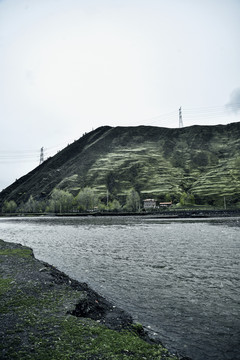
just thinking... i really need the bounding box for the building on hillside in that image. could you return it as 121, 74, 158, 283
143, 199, 156, 209
159, 202, 172, 207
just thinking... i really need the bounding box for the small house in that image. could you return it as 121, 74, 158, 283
143, 199, 156, 209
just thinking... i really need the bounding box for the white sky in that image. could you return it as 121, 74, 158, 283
0, 0, 240, 191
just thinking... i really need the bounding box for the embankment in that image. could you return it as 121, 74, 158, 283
0, 239, 189, 360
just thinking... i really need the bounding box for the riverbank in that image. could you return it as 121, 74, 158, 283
0, 239, 189, 360
1, 208, 240, 218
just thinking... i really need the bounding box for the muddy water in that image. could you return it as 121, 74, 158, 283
0, 216, 239, 360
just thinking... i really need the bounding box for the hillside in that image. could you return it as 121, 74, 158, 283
1, 123, 240, 208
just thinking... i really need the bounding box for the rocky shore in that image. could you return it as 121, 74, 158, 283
0, 239, 191, 360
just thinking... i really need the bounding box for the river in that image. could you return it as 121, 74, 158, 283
0, 215, 239, 360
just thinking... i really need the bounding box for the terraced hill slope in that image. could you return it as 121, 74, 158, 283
1, 123, 240, 206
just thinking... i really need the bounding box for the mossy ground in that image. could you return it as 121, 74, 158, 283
0, 239, 179, 360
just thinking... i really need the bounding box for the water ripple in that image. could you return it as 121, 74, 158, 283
0, 216, 239, 360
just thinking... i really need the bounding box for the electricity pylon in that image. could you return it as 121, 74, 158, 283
39, 147, 44, 164
179, 107, 183, 128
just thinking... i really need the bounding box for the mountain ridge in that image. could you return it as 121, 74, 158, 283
1, 122, 240, 208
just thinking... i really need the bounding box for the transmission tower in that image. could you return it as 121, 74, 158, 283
39, 147, 44, 164
179, 107, 183, 128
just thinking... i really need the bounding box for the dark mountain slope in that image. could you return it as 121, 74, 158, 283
1, 123, 240, 206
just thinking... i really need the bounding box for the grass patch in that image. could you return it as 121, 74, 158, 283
5, 316, 177, 360
0, 248, 32, 258
0, 278, 13, 296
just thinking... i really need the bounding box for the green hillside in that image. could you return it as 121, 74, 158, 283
1, 123, 240, 209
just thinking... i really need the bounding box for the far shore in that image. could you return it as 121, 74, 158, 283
1, 208, 240, 218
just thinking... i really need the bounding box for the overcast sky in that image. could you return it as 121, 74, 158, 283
0, 0, 240, 191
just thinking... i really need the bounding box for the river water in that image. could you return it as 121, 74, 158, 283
0, 216, 239, 360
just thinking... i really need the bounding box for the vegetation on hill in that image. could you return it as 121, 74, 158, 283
1, 123, 240, 212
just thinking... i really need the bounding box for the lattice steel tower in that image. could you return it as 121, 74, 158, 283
179, 107, 183, 128
39, 147, 44, 164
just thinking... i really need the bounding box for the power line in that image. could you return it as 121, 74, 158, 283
0, 104, 238, 164
142, 103, 239, 127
